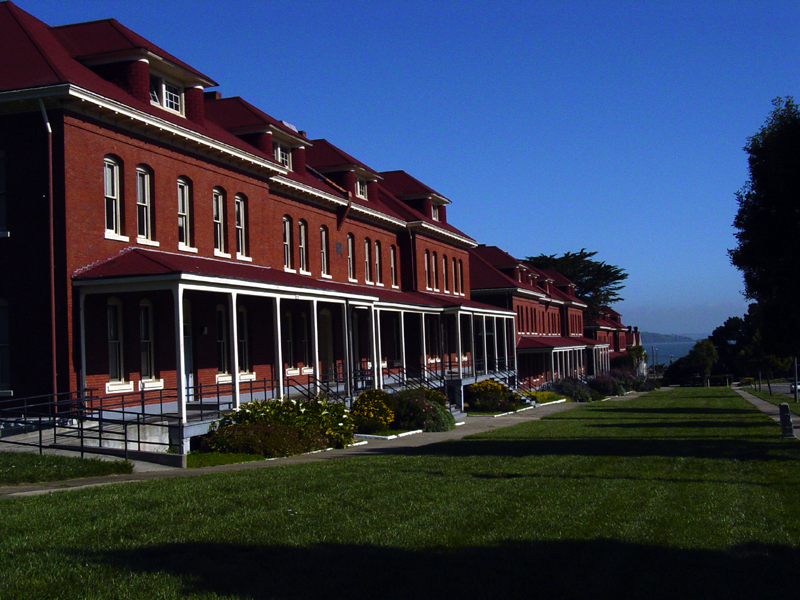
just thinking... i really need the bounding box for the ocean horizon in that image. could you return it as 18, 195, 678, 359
644, 341, 696, 366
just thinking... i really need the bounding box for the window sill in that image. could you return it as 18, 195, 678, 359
348, 278, 358, 283
236, 253, 252, 262
216, 373, 232, 384
214, 249, 232, 259
365, 281, 374, 286
0, 389, 13, 397
301, 367, 313, 375
391, 285, 400, 290
375, 283, 384, 287
0, 231, 9, 238
299, 269, 312, 276
239, 371, 256, 382
284, 267, 297, 274
320, 274, 332, 279
285, 368, 300, 376
179, 244, 198, 253
137, 237, 160, 247
104, 231, 130, 242
106, 381, 134, 394
138, 379, 164, 391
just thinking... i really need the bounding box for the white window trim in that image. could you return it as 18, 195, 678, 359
301, 366, 313, 375
355, 178, 368, 200
236, 253, 252, 262
177, 178, 191, 248
106, 381, 134, 394
239, 371, 257, 382
321, 273, 333, 280
214, 249, 232, 259
285, 367, 300, 376
150, 74, 184, 115
215, 373, 232, 384
213, 188, 226, 254
104, 157, 122, 238
104, 231, 130, 242
274, 142, 292, 169
235, 194, 248, 258
138, 379, 164, 391
179, 244, 198, 253
137, 238, 160, 247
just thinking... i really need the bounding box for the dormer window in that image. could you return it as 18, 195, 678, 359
149, 75, 182, 114
355, 178, 368, 200
431, 204, 440, 221
273, 142, 292, 169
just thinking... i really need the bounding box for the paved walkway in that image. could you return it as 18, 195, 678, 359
0, 400, 585, 499
734, 386, 800, 436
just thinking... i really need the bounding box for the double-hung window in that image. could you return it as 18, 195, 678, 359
443, 255, 449, 292
104, 157, 124, 238
177, 178, 192, 249
347, 234, 356, 280
216, 305, 229, 375
390, 245, 398, 288
356, 178, 368, 200
238, 306, 250, 374
283, 216, 293, 270
107, 299, 124, 382
432, 252, 439, 291
424, 250, 431, 289
213, 188, 226, 255
136, 166, 154, 242
298, 220, 309, 273
364, 238, 372, 282
320, 226, 330, 276
432, 204, 440, 221
235, 194, 248, 258
374, 241, 382, 284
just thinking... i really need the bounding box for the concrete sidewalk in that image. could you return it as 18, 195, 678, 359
0, 399, 584, 499
734, 386, 800, 436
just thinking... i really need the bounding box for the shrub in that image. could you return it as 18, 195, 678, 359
419, 387, 449, 407
465, 379, 522, 413
204, 396, 355, 455
351, 389, 395, 433
202, 418, 328, 457
391, 389, 455, 432
551, 378, 593, 403
589, 373, 624, 397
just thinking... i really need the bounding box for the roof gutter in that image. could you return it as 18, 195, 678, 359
38, 98, 57, 395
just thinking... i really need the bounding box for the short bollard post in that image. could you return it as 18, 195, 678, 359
779, 404, 796, 439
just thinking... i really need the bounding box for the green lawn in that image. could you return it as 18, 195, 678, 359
0, 451, 132, 485
2, 387, 799, 599
745, 386, 800, 416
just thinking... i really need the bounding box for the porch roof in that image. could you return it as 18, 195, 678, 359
517, 335, 604, 350
72, 247, 513, 315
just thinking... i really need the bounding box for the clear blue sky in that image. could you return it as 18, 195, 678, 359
22, 0, 800, 336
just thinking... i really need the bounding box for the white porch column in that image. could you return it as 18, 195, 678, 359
79, 288, 87, 394
229, 292, 240, 410
274, 297, 284, 398
375, 308, 383, 389
550, 351, 555, 381
457, 312, 463, 379
421, 313, 427, 379
342, 302, 352, 398
312, 299, 320, 395
469, 314, 475, 376
370, 306, 379, 389
172, 285, 187, 423
482, 315, 488, 375
400, 311, 407, 382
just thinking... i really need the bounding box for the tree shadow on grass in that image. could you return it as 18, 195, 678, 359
573, 407, 757, 416
84, 539, 798, 600
589, 420, 774, 429
380, 437, 800, 462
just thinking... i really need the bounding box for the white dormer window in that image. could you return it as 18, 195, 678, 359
273, 142, 292, 169
150, 75, 183, 114
431, 204, 440, 221
355, 178, 368, 200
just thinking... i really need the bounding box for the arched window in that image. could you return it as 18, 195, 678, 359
136, 165, 154, 241
364, 238, 372, 282
390, 245, 398, 288
107, 298, 124, 382
235, 194, 248, 258
320, 226, 330, 276
216, 304, 229, 374
283, 216, 293, 269
443, 254, 449, 292
0, 298, 9, 391
347, 234, 356, 280
104, 156, 123, 237
424, 250, 431, 289
299, 220, 309, 272
374, 241, 382, 284
213, 188, 226, 254
139, 300, 155, 380
452, 257, 457, 295
177, 177, 192, 248
458, 259, 464, 294
432, 252, 439, 291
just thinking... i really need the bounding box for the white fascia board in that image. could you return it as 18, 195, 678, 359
376, 302, 443, 313
450, 306, 516, 318
349, 204, 406, 228
7, 84, 288, 177
75, 271, 378, 302
407, 221, 476, 247
472, 287, 547, 300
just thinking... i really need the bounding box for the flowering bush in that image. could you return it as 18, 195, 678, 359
392, 389, 455, 432
204, 395, 355, 456
588, 373, 625, 397
351, 389, 395, 433
464, 379, 522, 413
521, 390, 564, 404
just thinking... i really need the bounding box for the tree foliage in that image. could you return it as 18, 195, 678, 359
524, 248, 628, 307
729, 97, 800, 355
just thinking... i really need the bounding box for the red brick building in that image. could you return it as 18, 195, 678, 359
0, 2, 520, 451
469, 245, 611, 388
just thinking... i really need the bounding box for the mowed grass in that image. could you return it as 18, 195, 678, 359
2, 387, 799, 599
0, 451, 132, 484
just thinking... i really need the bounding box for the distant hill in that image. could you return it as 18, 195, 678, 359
640, 332, 697, 344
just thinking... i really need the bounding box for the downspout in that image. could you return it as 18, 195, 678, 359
39, 99, 57, 396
